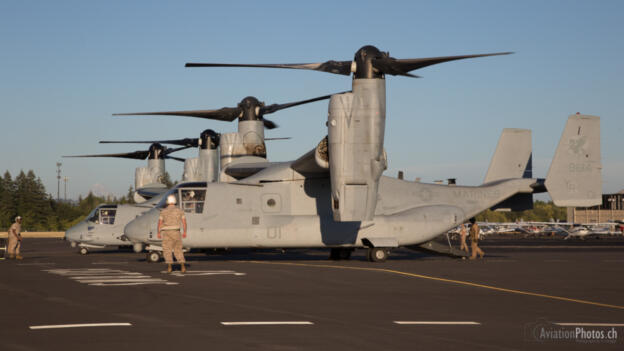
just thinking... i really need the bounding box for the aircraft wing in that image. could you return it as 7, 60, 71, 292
136, 184, 168, 200
290, 148, 329, 176
224, 162, 273, 179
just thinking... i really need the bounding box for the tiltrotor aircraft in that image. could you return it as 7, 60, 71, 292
63, 92, 336, 255
123, 45, 602, 262
63, 142, 189, 253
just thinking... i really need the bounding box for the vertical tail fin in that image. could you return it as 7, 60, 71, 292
545, 114, 601, 207
484, 128, 532, 183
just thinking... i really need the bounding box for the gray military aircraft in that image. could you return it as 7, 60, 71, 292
123, 45, 602, 262
63, 143, 190, 253
64, 92, 335, 255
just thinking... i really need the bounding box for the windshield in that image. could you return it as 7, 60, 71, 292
86, 208, 99, 223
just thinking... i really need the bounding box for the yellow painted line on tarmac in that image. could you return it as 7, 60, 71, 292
248, 261, 624, 311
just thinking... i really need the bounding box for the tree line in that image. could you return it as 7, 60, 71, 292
0, 170, 135, 231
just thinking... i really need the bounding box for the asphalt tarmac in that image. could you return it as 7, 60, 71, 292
2, 237, 624, 351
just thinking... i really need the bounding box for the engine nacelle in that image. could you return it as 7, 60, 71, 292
183, 149, 219, 183
327, 79, 387, 222
134, 159, 165, 190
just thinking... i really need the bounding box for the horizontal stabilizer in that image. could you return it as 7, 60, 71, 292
545, 114, 602, 207
484, 129, 532, 183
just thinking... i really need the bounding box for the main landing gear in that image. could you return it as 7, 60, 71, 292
79, 247, 89, 255
329, 248, 353, 260
367, 247, 389, 262
146, 251, 162, 263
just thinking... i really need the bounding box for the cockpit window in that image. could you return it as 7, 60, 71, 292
87, 208, 99, 223
181, 189, 206, 214
99, 209, 117, 225
155, 182, 208, 209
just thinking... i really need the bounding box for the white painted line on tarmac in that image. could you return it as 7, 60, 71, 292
221, 321, 314, 326
165, 270, 246, 277
602, 260, 624, 263
44, 268, 178, 286
394, 321, 481, 325
555, 322, 624, 327
92, 262, 129, 265
30, 322, 132, 330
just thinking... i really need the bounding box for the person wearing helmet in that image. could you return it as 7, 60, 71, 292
158, 195, 187, 273
7, 216, 23, 260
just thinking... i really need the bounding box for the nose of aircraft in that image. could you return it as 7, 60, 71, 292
124, 209, 159, 243
64, 221, 87, 243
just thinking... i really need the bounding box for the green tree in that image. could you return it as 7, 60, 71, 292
14, 170, 53, 231
0, 171, 16, 229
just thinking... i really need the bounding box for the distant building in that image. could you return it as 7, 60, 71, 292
567, 190, 624, 223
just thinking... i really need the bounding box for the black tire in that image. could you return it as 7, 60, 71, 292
368, 247, 388, 262
339, 248, 352, 260
79, 247, 89, 255
329, 248, 341, 260
147, 251, 161, 263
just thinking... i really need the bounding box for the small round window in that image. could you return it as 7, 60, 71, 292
267, 198, 276, 207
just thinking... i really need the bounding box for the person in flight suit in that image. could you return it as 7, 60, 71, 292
469, 217, 484, 260
7, 216, 23, 260
459, 223, 469, 253
158, 195, 187, 273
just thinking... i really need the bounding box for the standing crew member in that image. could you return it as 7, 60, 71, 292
7, 216, 23, 260
469, 217, 484, 259
158, 195, 187, 273
459, 223, 469, 253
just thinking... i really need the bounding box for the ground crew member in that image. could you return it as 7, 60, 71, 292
7, 216, 23, 260
158, 195, 187, 273
459, 223, 469, 253
469, 217, 484, 260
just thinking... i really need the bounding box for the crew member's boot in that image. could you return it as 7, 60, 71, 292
15, 255, 23, 260
167, 264, 172, 273
180, 263, 186, 273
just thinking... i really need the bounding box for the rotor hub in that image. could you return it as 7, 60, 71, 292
354, 45, 388, 79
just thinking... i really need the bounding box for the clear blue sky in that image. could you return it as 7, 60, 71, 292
1, 1, 622, 199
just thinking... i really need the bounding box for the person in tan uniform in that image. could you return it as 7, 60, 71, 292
469, 217, 484, 260
158, 195, 187, 273
459, 223, 469, 253
7, 216, 23, 260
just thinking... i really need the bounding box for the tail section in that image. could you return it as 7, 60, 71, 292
484, 128, 532, 183
545, 114, 602, 207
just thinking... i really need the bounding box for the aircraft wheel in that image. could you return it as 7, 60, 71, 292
147, 251, 161, 263
79, 247, 89, 255
329, 248, 342, 260
339, 248, 352, 260
368, 247, 388, 262
132, 243, 144, 253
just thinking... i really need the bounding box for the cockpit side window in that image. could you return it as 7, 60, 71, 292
99, 209, 117, 225
180, 189, 206, 214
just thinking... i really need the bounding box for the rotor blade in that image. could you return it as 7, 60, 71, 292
165, 155, 186, 162
265, 137, 291, 141
374, 52, 513, 76
100, 138, 199, 147
162, 145, 192, 156
185, 60, 353, 76
263, 119, 278, 130
260, 92, 346, 115
63, 150, 149, 160
113, 107, 242, 122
